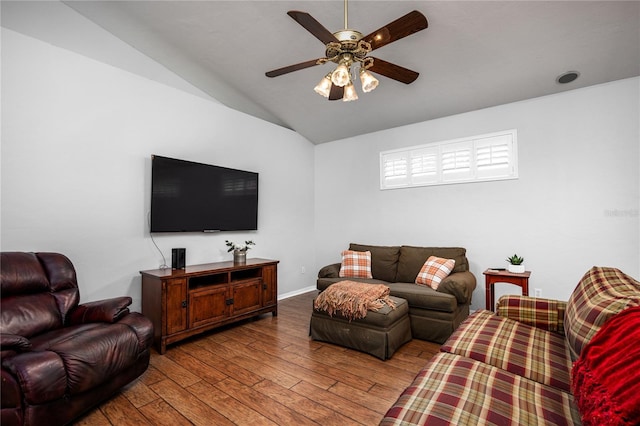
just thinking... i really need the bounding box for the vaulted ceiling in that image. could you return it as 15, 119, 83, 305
6, 1, 640, 144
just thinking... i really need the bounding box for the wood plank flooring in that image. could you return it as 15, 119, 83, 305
74, 291, 440, 425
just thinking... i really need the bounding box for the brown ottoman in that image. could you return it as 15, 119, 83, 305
310, 295, 412, 360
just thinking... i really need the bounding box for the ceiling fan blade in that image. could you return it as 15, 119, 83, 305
368, 57, 419, 84
362, 10, 428, 51
287, 11, 339, 45
265, 59, 323, 78
328, 84, 344, 101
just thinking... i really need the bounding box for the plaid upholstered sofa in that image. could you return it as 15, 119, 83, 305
381, 266, 640, 425
317, 243, 476, 343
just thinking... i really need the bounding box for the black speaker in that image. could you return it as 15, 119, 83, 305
172, 248, 186, 269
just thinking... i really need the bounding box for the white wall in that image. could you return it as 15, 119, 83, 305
2, 5, 639, 316
1, 28, 316, 310
315, 77, 640, 310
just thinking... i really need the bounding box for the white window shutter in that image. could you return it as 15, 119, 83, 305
409, 147, 438, 185
441, 141, 473, 182
380, 151, 409, 189
475, 133, 515, 179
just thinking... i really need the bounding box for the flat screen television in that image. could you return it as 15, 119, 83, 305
150, 155, 258, 232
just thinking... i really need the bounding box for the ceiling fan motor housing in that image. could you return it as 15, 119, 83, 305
326, 30, 371, 65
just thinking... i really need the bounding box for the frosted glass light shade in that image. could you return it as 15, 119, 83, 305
360, 70, 379, 93
331, 63, 350, 87
343, 83, 358, 102
314, 75, 332, 98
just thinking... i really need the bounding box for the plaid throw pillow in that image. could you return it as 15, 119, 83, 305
339, 250, 373, 279
415, 256, 455, 289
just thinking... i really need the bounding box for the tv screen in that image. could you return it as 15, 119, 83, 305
150, 155, 258, 232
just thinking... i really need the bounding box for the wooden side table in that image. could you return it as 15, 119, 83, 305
483, 269, 531, 312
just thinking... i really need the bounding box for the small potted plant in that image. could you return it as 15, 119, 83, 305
225, 240, 255, 264
506, 254, 525, 273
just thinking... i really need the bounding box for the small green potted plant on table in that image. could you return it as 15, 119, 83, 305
506, 254, 525, 273
225, 240, 255, 264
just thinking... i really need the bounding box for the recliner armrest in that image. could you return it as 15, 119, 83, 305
318, 263, 341, 278
0, 333, 32, 355
436, 271, 476, 304
2, 351, 67, 404
67, 296, 132, 325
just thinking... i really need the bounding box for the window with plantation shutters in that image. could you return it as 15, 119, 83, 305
381, 151, 409, 188
409, 147, 438, 185
442, 141, 473, 182
380, 129, 518, 190
475, 133, 513, 179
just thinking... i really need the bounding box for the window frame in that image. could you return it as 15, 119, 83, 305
380, 129, 518, 190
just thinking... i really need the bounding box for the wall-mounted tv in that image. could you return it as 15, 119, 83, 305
150, 155, 258, 232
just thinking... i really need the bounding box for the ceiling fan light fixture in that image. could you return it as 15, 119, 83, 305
360, 69, 379, 93
265, 6, 428, 103
343, 82, 358, 102
314, 73, 332, 97
331, 62, 351, 87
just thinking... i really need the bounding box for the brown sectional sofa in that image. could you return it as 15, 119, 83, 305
381, 266, 640, 425
317, 243, 476, 343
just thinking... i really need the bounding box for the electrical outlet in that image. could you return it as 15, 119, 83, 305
534, 288, 542, 298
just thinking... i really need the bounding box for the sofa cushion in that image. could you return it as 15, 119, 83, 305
572, 305, 640, 426
380, 352, 580, 426
564, 266, 640, 361
396, 246, 467, 282
29, 323, 142, 396
0, 252, 50, 296
349, 243, 400, 283
442, 310, 573, 392
415, 256, 455, 289
338, 250, 373, 279
387, 283, 457, 313
1, 293, 62, 338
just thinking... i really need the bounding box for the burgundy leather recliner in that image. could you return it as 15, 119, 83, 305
0, 252, 154, 426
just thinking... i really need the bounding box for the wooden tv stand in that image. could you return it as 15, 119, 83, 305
140, 258, 278, 354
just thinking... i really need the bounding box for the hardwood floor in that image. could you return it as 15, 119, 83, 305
74, 291, 440, 425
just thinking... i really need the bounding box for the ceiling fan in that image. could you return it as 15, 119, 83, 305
265, 0, 428, 102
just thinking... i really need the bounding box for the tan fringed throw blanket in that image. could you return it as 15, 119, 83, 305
314, 280, 396, 321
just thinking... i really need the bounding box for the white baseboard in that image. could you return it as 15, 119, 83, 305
278, 286, 317, 300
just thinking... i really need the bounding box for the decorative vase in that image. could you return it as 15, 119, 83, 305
233, 250, 246, 265
508, 264, 525, 274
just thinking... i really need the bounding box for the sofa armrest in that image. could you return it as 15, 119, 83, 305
2, 351, 67, 404
318, 263, 341, 278
436, 271, 476, 304
68, 296, 132, 325
0, 334, 31, 353
497, 295, 566, 333
117, 312, 155, 352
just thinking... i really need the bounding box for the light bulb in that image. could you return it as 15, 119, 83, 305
360, 69, 379, 93
343, 83, 358, 102
331, 63, 350, 87
314, 74, 332, 98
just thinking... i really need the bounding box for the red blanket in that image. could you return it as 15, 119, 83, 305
572, 306, 640, 425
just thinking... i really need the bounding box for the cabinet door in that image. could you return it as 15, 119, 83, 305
231, 279, 262, 316
165, 278, 187, 335
189, 286, 228, 328
261, 264, 277, 308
